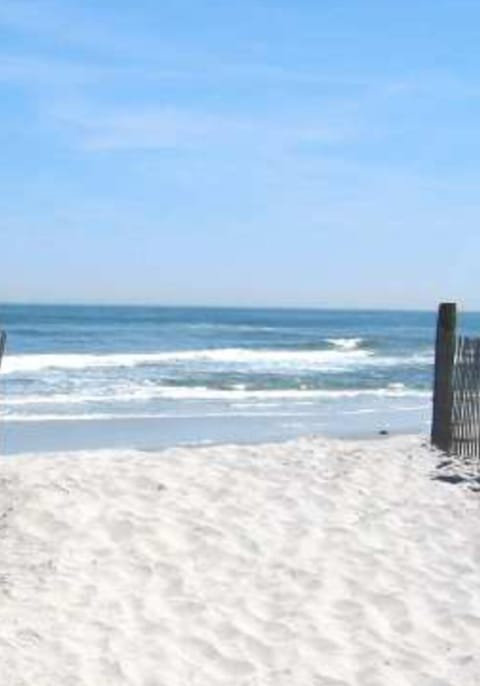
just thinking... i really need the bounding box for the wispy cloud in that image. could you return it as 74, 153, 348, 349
0, 46, 357, 153
3, 0, 479, 162
0, 0, 144, 56
0, 55, 112, 88
49, 100, 350, 152
0, 53, 187, 93
56, 105, 221, 151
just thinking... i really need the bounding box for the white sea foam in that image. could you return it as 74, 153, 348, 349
0, 412, 161, 422
326, 337, 364, 350
1, 401, 431, 422
2, 347, 433, 374
4, 384, 431, 406
2, 352, 176, 374
0, 410, 325, 422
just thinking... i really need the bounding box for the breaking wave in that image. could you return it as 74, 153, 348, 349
2, 347, 433, 375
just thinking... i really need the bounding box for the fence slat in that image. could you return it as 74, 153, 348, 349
451, 336, 462, 455
475, 340, 480, 464
453, 336, 466, 457
465, 339, 474, 459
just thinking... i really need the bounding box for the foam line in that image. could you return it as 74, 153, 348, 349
2, 348, 433, 374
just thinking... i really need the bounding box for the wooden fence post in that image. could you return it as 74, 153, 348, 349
0, 331, 5, 369
431, 303, 457, 452
0, 331, 5, 367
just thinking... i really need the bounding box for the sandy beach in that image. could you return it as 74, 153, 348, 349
0, 434, 479, 685
3, 0, 480, 680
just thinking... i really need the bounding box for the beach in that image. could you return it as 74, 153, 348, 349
3, 0, 480, 682
1, 434, 479, 685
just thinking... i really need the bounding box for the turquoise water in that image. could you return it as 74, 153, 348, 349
1, 304, 474, 452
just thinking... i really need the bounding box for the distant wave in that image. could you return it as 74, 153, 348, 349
326, 337, 364, 350
2, 347, 433, 374
182, 323, 279, 332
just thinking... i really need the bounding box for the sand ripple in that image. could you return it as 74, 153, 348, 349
0, 435, 479, 685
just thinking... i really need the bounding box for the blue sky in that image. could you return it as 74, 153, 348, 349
1, 0, 480, 308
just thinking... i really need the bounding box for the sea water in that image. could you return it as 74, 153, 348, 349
1, 304, 475, 453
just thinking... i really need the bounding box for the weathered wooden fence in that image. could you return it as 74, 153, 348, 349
431, 303, 480, 459
450, 336, 480, 458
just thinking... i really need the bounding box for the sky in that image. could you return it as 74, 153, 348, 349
1, 0, 480, 309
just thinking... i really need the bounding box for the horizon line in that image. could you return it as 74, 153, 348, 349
0, 300, 463, 313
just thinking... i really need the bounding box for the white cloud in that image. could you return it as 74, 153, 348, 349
48, 101, 349, 152
0, 0, 141, 56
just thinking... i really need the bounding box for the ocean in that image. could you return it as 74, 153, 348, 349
0, 304, 472, 453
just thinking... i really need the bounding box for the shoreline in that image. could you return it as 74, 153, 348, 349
0, 410, 430, 455
0, 427, 426, 459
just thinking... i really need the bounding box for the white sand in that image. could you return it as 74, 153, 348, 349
0, 435, 479, 686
